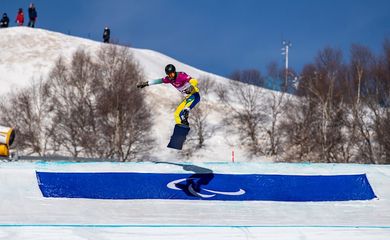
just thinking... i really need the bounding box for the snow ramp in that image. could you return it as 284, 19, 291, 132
1, 161, 390, 240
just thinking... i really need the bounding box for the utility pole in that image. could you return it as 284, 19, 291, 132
281, 40, 292, 89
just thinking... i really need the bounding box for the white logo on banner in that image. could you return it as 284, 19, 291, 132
167, 178, 246, 198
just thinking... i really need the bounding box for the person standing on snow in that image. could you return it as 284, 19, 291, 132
15, 8, 24, 26
103, 26, 110, 43
136, 64, 200, 126
0, 13, 9, 28
27, 3, 37, 28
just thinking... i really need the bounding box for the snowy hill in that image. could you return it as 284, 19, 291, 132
0, 27, 274, 162
0, 27, 225, 93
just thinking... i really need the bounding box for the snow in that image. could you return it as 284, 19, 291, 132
1, 27, 390, 239
0, 161, 390, 239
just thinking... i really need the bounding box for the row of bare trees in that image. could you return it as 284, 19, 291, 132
1, 40, 389, 164
219, 39, 390, 164
0, 45, 152, 161
284, 41, 390, 164
216, 68, 289, 158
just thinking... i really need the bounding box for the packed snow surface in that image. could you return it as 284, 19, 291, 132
0, 161, 389, 239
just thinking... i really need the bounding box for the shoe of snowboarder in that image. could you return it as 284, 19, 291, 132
180, 108, 190, 126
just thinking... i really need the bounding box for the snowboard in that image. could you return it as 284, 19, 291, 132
167, 124, 190, 150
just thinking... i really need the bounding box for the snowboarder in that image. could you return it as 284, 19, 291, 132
103, 26, 110, 43
0, 13, 9, 28
136, 64, 200, 126
15, 8, 24, 26
27, 3, 37, 28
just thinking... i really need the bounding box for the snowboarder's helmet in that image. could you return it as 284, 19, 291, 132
165, 64, 176, 75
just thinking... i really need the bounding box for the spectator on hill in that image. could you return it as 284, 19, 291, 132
103, 26, 110, 43
15, 8, 24, 26
0, 13, 9, 28
28, 3, 37, 28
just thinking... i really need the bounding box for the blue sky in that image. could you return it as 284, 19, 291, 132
2, 0, 390, 77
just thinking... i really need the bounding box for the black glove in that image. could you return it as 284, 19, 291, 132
137, 81, 148, 88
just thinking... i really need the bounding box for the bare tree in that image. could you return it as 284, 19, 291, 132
350, 44, 374, 104
376, 39, 390, 163
0, 79, 55, 156
346, 44, 377, 163
279, 96, 318, 162
264, 63, 291, 156
282, 47, 348, 163
46, 45, 152, 161
46, 51, 98, 157
218, 68, 290, 157
218, 74, 267, 156
372, 104, 390, 164
364, 39, 390, 164
93, 45, 153, 161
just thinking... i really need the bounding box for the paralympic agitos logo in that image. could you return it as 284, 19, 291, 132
167, 177, 246, 198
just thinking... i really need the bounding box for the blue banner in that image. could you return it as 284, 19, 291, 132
36, 172, 376, 201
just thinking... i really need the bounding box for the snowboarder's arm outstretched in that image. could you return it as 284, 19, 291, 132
136, 78, 163, 88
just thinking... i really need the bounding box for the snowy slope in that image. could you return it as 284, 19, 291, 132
1, 27, 389, 240
0, 27, 264, 162
0, 161, 389, 239
0, 27, 100, 92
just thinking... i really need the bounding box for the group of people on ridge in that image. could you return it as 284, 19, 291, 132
1, 3, 111, 45
0, 3, 37, 28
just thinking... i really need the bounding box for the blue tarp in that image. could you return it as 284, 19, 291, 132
36, 172, 376, 201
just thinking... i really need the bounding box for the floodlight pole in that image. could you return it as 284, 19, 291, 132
281, 40, 292, 87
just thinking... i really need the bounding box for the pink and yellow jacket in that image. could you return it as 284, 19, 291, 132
148, 72, 199, 95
